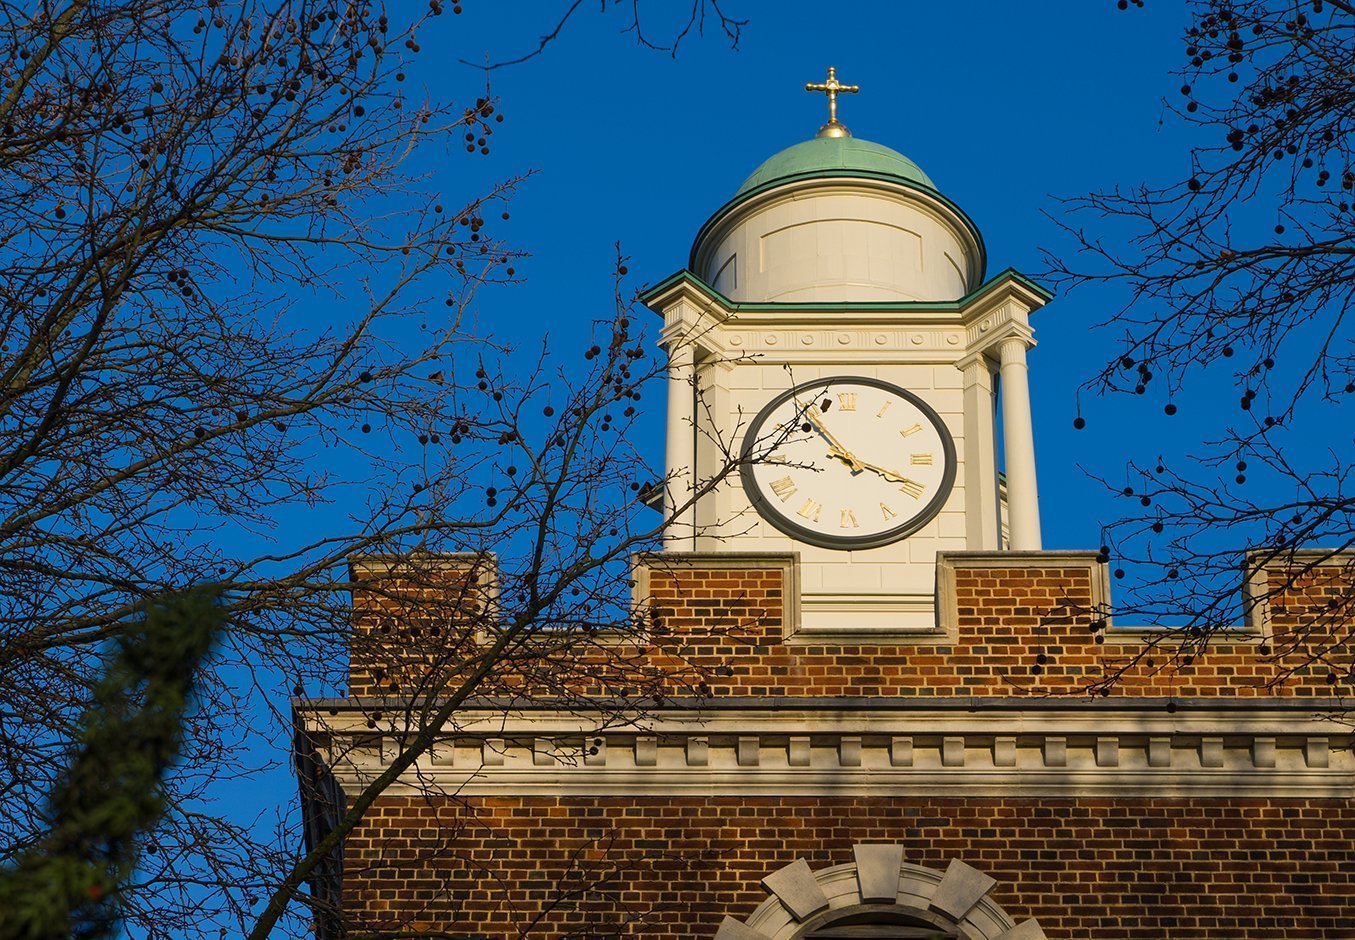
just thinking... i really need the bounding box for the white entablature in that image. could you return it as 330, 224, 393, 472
301, 700, 1355, 800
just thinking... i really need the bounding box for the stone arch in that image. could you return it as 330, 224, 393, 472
714, 846, 1045, 940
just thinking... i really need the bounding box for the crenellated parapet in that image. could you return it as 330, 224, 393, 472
312, 551, 1355, 805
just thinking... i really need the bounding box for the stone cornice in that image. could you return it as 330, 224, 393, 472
298, 700, 1355, 798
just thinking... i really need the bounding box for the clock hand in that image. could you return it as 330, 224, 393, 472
826, 446, 864, 472
852, 457, 913, 485
804, 408, 863, 471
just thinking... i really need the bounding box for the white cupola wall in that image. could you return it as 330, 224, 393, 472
692, 178, 985, 304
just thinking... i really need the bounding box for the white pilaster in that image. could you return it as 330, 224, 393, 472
663, 336, 697, 550
998, 337, 1042, 550
960, 354, 1000, 550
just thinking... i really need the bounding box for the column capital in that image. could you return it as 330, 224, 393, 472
955, 351, 997, 392
662, 331, 697, 362
992, 328, 1036, 360
657, 295, 728, 356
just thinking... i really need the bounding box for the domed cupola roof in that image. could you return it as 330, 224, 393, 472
733, 135, 936, 200
688, 68, 985, 304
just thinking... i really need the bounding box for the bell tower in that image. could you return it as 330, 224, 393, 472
642, 70, 1050, 634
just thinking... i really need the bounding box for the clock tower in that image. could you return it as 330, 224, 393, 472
642, 69, 1051, 634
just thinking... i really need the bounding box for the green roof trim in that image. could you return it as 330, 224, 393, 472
734, 136, 936, 197
639, 266, 1054, 313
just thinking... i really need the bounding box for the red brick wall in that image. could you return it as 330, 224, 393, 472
348, 558, 491, 697
636, 560, 1347, 698
345, 556, 1354, 700
329, 554, 1355, 939
342, 794, 1355, 939
1260, 559, 1355, 689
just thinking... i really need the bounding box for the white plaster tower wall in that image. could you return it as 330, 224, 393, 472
695, 356, 975, 630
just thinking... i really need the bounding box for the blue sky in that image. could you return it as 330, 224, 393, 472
395, 0, 1198, 553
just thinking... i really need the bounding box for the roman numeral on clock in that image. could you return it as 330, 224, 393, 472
796, 499, 822, 522
840, 509, 859, 529
837, 392, 857, 411
769, 476, 797, 502
898, 478, 926, 499
880, 502, 898, 520
911, 453, 934, 466
900, 423, 922, 437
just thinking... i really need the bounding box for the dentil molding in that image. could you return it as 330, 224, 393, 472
298, 701, 1355, 799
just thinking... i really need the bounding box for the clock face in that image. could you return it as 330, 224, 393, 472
740, 376, 956, 550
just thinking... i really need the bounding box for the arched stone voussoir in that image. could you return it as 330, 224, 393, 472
761, 857, 831, 922
724, 852, 1027, 940
853, 843, 904, 902
929, 859, 998, 921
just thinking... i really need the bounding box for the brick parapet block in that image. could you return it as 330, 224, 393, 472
631, 550, 1351, 698
342, 550, 1355, 700
347, 553, 496, 697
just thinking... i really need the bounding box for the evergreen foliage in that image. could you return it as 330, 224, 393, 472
0, 588, 226, 940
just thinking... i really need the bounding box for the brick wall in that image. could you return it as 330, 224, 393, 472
1258, 556, 1355, 690
348, 555, 493, 697
635, 557, 1348, 698
345, 554, 1354, 700
342, 794, 1355, 939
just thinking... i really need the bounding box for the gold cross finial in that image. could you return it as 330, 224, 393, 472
805, 66, 860, 138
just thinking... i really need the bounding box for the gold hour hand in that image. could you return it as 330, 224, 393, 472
804, 408, 861, 470
827, 446, 863, 472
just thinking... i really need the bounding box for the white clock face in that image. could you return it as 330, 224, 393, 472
740, 377, 956, 550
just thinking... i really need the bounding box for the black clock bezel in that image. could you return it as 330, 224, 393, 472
739, 376, 957, 551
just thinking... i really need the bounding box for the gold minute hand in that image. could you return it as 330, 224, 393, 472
852, 458, 912, 485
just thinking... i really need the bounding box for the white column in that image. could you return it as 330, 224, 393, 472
960, 356, 1000, 550
998, 337, 1042, 550
663, 338, 696, 551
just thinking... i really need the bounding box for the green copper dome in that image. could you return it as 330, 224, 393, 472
733, 136, 935, 197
